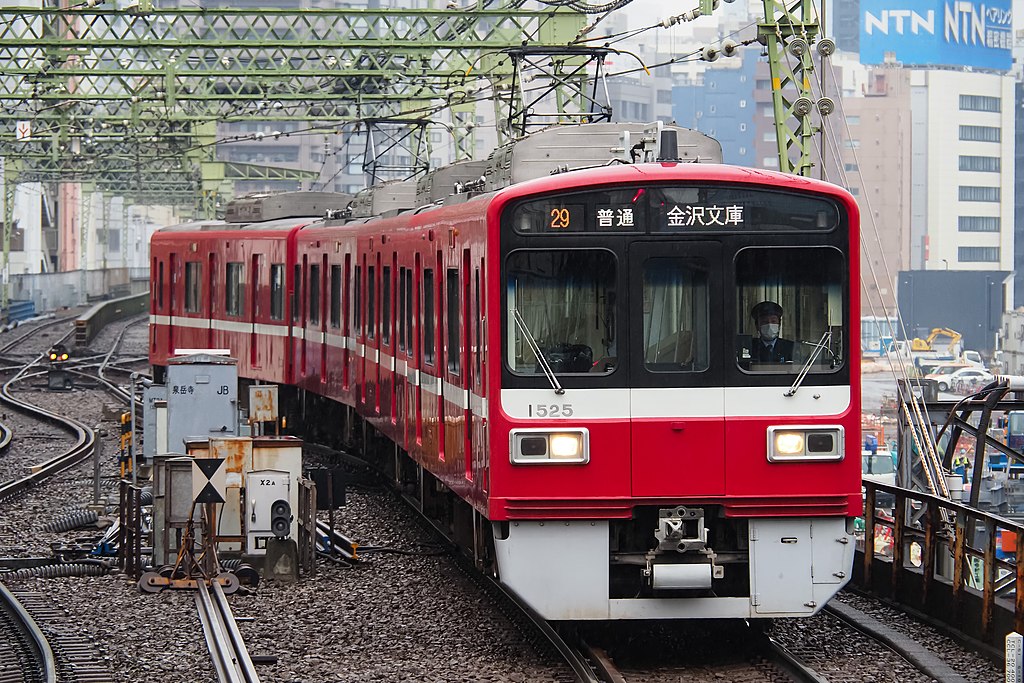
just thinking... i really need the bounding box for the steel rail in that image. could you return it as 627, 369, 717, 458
196, 580, 261, 683
397, 489, 600, 683
0, 581, 57, 683
0, 331, 96, 501
766, 636, 831, 683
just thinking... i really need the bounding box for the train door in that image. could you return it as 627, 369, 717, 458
474, 257, 487, 493
414, 254, 424, 445
627, 241, 725, 497
369, 253, 380, 414
250, 254, 260, 368
342, 254, 351, 390
381, 256, 393, 422
207, 252, 217, 349
308, 259, 321, 384
400, 264, 414, 448
321, 254, 329, 380
387, 253, 397, 424
300, 254, 308, 378
440, 253, 467, 468
168, 253, 179, 354
462, 249, 472, 481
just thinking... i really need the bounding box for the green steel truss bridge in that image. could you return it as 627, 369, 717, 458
0, 0, 826, 300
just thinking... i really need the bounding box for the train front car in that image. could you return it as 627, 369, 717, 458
488, 163, 861, 620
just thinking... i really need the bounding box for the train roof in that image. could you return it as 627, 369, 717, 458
154, 216, 322, 234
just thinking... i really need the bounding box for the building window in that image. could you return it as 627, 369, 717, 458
958, 216, 1001, 232
959, 186, 1001, 202
226, 262, 244, 317
959, 155, 1001, 172
762, 131, 777, 142
844, 162, 859, 172
739, 99, 747, 108
270, 264, 285, 320
845, 115, 860, 126
959, 125, 1001, 142
959, 94, 1000, 112
762, 156, 778, 168
739, 123, 747, 132
958, 246, 1000, 262
185, 262, 202, 313
849, 187, 860, 196
844, 139, 860, 149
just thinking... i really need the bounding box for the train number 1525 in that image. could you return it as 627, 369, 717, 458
528, 403, 574, 417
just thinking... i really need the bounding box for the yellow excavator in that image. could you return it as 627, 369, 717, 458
910, 328, 962, 354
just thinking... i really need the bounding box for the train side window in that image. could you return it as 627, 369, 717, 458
309, 264, 321, 325
291, 264, 301, 323
404, 268, 414, 352
330, 265, 342, 329
382, 265, 392, 345
367, 265, 376, 339
158, 260, 164, 310
226, 261, 244, 317
354, 265, 362, 336
398, 267, 407, 352
474, 266, 482, 382
447, 268, 460, 374
270, 264, 285, 321
423, 268, 435, 365
184, 262, 202, 314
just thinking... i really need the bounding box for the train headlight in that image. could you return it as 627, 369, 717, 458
510, 428, 589, 464
767, 425, 844, 462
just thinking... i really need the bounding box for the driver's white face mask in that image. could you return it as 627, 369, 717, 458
759, 323, 780, 341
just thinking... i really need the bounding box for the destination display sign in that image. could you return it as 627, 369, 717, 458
506, 185, 840, 234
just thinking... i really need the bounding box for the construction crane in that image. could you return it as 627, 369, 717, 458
910, 328, 963, 354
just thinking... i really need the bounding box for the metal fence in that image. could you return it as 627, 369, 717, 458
858, 480, 1024, 650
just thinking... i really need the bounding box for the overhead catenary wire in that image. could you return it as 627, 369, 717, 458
805, 53, 949, 498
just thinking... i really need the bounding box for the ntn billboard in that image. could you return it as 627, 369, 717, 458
860, 0, 1011, 71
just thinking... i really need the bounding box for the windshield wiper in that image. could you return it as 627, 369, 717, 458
512, 308, 564, 395
785, 330, 831, 397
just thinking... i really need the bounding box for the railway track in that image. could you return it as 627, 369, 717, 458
196, 580, 261, 683
0, 581, 53, 683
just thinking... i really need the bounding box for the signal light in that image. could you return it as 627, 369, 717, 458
270, 499, 291, 538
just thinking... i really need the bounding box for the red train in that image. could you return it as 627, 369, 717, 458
150, 123, 862, 620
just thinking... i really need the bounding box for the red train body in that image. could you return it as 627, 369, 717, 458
151, 127, 861, 620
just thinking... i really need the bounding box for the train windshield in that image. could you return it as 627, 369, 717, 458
506, 249, 618, 375
735, 246, 845, 374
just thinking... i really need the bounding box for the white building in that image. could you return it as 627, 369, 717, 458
909, 70, 1015, 273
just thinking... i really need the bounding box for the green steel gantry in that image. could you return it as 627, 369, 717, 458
0, 3, 588, 204
759, 0, 833, 177
0, 1, 589, 305
0, 0, 831, 306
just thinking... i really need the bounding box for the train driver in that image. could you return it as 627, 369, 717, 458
749, 300, 795, 364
